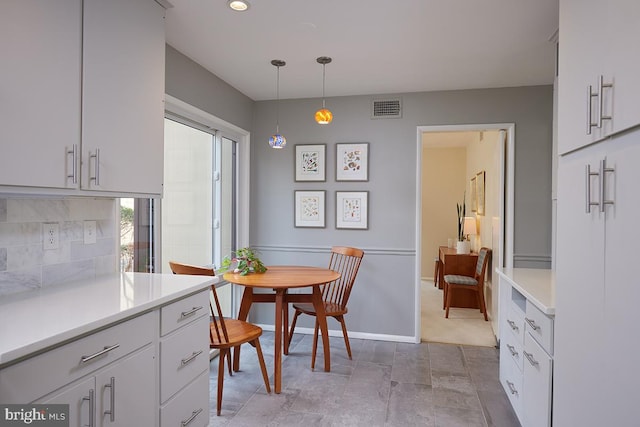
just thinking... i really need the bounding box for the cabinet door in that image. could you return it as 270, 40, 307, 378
522, 334, 552, 427
553, 144, 607, 426
41, 376, 95, 427
82, 0, 165, 195
0, 0, 81, 189
96, 345, 156, 427
602, 132, 640, 424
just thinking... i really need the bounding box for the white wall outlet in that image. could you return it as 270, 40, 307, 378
43, 223, 59, 250
84, 220, 97, 244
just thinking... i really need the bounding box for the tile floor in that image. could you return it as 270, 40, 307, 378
207, 331, 520, 426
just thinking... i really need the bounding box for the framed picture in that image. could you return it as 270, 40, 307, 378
294, 190, 326, 228
476, 170, 486, 216
295, 144, 326, 181
336, 191, 369, 229
470, 176, 477, 213
336, 143, 369, 181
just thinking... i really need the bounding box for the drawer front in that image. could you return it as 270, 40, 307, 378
160, 314, 209, 403
160, 290, 209, 336
500, 353, 523, 421
0, 311, 157, 404
525, 303, 554, 355
501, 329, 524, 372
523, 334, 553, 427
505, 304, 525, 344
160, 370, 209, 427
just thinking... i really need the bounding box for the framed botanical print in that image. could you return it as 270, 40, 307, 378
336, 191, 369, 229
295, 144, 326, 182
470, 176, 477, 212
336, 143, 369, 181
476, 170, 485, 215
294, 190, 326, 228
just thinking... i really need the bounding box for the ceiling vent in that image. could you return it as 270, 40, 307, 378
371, 98, 402, 119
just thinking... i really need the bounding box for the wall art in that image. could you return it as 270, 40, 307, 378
295, 144, 326, 182
336, 143, 369, 181
336, 191, 369, 229
294, 190, 326, 227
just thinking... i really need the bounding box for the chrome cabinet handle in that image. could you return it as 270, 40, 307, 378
507, 319, 518, 331
599, 158, 615, 212
180, 306, 204, 319
585, 164, 600, 213
586, 85, 598, 134
89, 149, 100, 186
506, 380, 518, 396
104, 377, 115, 422
66, 145, 78, 184
506, 344, 518, 357
82, 389, 95, 427
597, 75, 613, 129
525, 317, 540, 331
181, 350, 203, 366
181, 408, 203, 426
80, 344, 120, 363
523, 351, 539, 367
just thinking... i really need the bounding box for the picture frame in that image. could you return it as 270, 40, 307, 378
295, 144, 326, 182
470, 176, 477, 213
294, 190, 326, 228
336, 191, 369, 229
476, 170, 486, 216
336, 143, 369, 181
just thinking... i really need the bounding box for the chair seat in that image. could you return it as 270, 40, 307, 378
210, 318, 263, 348
292, 302, 347, 317
443, 274, 478, 286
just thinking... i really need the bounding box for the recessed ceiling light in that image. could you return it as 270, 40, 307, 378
228, 0, 250, 12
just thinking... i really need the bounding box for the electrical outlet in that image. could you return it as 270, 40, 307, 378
43, 223, 59, 250
84, 220, 97, 244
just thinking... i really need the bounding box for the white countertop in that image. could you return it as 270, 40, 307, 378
496, 268, 555, 315
0, 272, 218, 367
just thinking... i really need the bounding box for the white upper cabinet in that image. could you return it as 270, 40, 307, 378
558, 0, 640, 154
0, 0, 82, 190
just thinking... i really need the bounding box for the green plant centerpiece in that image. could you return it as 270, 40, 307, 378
457, 194, 466, 242
221, 247, 267, 276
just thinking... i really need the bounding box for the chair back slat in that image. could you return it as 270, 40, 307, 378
322, 246, 364, 308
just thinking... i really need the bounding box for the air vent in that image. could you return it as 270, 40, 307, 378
371, 98, 402, 119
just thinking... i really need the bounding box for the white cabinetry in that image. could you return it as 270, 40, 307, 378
0, 0, 165, 196
558, 0, 640, 154
554, 132, 640, 426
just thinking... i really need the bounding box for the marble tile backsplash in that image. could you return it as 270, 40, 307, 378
0, 198, 118, 296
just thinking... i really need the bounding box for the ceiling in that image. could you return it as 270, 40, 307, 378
165, 0, 559, 102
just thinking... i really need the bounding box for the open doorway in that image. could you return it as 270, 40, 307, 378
415, 124, 514, 344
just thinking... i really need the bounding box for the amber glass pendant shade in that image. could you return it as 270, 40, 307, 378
315, 108, 333, 124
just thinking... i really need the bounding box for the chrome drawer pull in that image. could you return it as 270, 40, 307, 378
507, 319, 519, 331
181, 350, 203, 366
586, 85, 598, 134
523, 351, 539, 367
180, 306, 204, 318
585, 164, 601, 213
599, 158, 615, 213
506, 381, 518, 396
525, 318, 540, 331
104, 377, 115, 422
507, 344, 518, 357
81, 344, 120, 363
82, 389, 95, 427
181, 408, 203, 426
66, 144, 78, 184
597, 75, 613, 128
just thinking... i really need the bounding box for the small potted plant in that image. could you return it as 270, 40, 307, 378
456, 195, 471, 254
221, 247, 267, 276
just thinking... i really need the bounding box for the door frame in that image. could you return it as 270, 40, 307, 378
414, 123, 515, 340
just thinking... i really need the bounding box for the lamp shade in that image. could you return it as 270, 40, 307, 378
269, 133, 286, 149
315, 108, 333, 124
463, 217, 477, 236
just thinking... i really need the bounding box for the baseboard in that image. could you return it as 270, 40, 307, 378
257, 324, 419, 344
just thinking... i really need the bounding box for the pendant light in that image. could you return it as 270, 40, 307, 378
315, 56, 333, 124
269, 60, 286, 149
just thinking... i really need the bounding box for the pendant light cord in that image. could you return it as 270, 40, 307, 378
276, 65, 280, 133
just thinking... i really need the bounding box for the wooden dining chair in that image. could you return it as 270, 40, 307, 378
168, 261, 271, 416
287, 246, 364, 368
442, 247, 491, 320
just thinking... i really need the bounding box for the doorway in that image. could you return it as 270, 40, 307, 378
415, 123, 514, 343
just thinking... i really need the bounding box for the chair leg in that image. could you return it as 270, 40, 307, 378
311, 319, 320, 370
216, 348, 227, 416
445, 285, 453, 318
226, 350, 232, 376
288, 310, 301, 344
253, 339, 271, 394
336, 315, 352, 359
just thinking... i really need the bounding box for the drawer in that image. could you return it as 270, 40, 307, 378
160, 289, 209, 336
501, 329, 523, 372
525, 303, 554, 355
523, 333, 553, 427
500, 353, 523, 421
0, 311, 157, 404
160, 370, 209, 427
160, 314, 210, 403
505, 304, 525, 344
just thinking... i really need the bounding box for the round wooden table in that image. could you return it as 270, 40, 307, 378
223, 265, 340, 393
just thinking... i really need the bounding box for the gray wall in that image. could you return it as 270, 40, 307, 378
164, 46, 553, 340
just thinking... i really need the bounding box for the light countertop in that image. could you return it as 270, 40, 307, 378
0, 272, 218, 367
496, 268, 555, 315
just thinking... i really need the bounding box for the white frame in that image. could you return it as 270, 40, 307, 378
294, 190, 326, 228
336, 143, 369, 181
295, 144, 326, 182
336, 191, 369, 229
